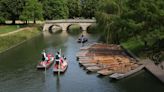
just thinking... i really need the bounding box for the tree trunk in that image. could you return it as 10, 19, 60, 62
12, 20, 15, 24
34, 19, 36, 24
144, 41, 147, 48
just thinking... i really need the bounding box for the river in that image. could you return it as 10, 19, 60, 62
0, 32, 164, 92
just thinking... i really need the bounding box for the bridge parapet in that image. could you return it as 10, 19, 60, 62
45, 19, 96, 23
43, 19, 96, 32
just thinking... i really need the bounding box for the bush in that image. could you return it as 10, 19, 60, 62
0, 17, 5, 24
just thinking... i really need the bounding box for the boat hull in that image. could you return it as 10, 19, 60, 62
77, 38, 88, 43
53, 60, 68, 73
37, 54, 54, 69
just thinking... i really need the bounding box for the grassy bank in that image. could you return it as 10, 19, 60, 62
0, 25, 19, 34
121, 37, 145, 57
0, 27, 41, 53
121, 31, 164, 60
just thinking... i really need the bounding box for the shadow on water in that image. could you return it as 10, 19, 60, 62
97, 74, 107, 78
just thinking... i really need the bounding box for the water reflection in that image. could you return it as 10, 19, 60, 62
56, 76, 61, 92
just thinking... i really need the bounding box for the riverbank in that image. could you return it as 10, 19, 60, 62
117, 45, 164, 83
0, 27, 41, 53
145, 60, 164, 84
0, 25, 19, 34
76, 43, 143, 77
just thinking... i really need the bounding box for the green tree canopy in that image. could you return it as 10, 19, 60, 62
67, 0, 82, 18
96, 0, 164, 44
0, 0, 25, 24
20, 0, 43, 23
42, 0, 69, 20
81, 0, 100, 18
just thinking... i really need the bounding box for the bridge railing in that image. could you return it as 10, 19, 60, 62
45, 19, 96, 23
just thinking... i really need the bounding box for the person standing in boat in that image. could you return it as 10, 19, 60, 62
81, 34, 85, 46
42, 50, 48, 62
80, 34, 84, 42
55, 51, 61, 64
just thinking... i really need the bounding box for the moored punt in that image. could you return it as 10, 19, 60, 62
86, 66, 102, 72
77, 56, 92, 61
109, 65, 145, 80
76, 43, 144, 78
82, 63, 98, 68
80, 45, 91, 50
78, 56, 92, 60
97, 69, 114, 76
37, 54, 54, 69
76, 51, 88, 57
79, 60, 98, 64
86, 65, 111, 72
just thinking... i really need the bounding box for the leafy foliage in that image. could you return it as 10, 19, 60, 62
20, 0, 43, 23
81, 0, 100, 18
96, 0, 164, 59
67, 0, 82, 18
96, 0, 164, 45
42, 0, 68, 19
0, 0, 25, 24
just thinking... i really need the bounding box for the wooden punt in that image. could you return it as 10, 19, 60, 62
37, 54, 54, 69
86, 65, 111, 72
82, 63, 98, 67
79, 60, 98, 64
97, 69, 114, 76
78, 58, 93, 61
76, 51, 88, 57
80, 45, 91, 50
53, 59, 68, 73
109, 65, 145, 80
86, 66, 102, 72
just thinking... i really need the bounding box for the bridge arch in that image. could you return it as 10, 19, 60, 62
67, 24, 82, 31
43, 19, 96, 32
66, 24, 83, 34
86, 24, 97, 33
48, 24, 62, 33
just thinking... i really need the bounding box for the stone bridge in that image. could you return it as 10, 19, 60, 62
43, 19, 96, 32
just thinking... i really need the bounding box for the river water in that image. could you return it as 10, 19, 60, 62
0, 32, 164, 92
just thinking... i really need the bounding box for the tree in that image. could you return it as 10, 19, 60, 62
67, 0, 82, 18
95, 0, 164, 45
0, 1, 5, 24
20, 0, 43, 24
81, 0, 100, 18
0, 0, 25, 24
42, 0, 69, 20
95, 0, 122, 44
